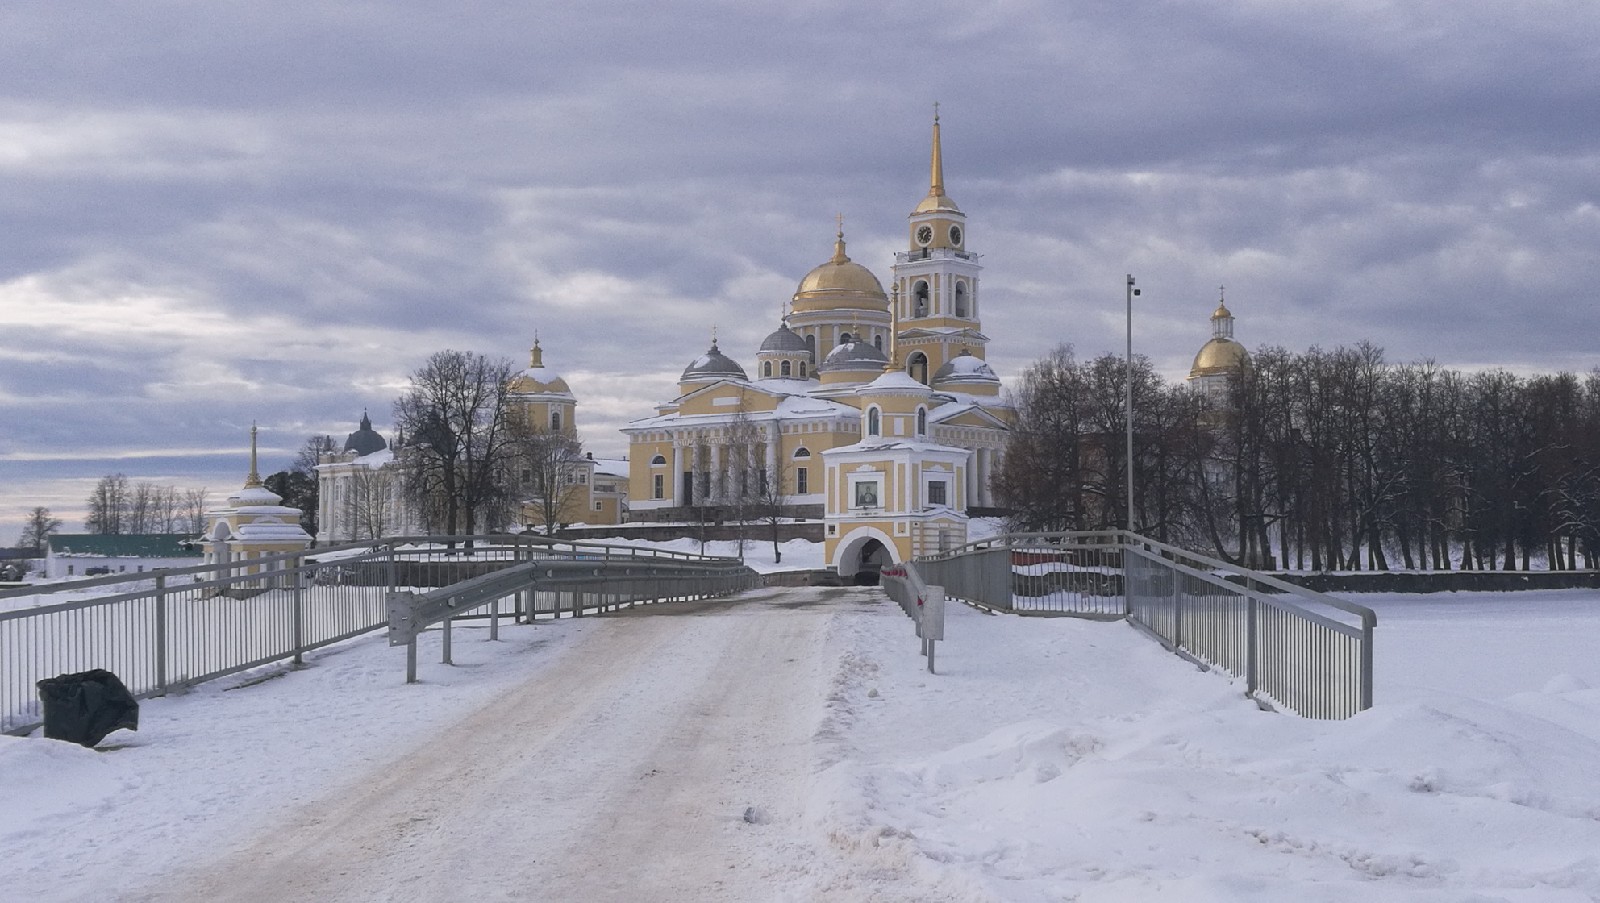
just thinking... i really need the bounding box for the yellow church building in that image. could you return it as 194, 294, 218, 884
623, 114, 1012, 578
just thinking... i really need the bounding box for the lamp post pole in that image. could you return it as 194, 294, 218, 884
1125, 274, 1139, 536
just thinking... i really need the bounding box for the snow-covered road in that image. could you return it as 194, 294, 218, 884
140, 589, 857, 902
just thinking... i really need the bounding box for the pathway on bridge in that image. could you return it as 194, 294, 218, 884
152, 587, 871, 902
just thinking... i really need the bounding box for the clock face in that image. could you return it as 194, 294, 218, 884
915, 224, 933, 246
948, 224, 963, 247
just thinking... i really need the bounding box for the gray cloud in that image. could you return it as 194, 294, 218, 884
5, 0, 1600, 538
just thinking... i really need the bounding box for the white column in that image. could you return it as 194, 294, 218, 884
671, 443, 683, 507
972, 448, 985, 509
766, 422, 780, 484
966, 452, 979, 508
710, 443, 723, 503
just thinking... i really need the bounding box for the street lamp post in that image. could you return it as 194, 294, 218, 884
1125, 274, 1139, 535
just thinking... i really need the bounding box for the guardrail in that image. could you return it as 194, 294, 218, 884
1, 534, 755, 735
387, 557, 760, 682
879, 565, 945, 673
913, 531, 1376, 719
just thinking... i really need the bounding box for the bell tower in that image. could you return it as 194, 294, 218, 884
892, 108, 987, 386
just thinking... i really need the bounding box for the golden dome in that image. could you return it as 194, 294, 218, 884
1211, 301, 1232, 321
1190, 338, 1249, 378
793, 231, 887, 309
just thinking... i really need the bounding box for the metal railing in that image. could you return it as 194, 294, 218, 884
1, 534, 755, 735
388, 556, 759, 682
912, 531, 1376, 720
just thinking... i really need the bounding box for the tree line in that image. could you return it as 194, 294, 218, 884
995, 343, 1600, 572
81, 474, 211, 536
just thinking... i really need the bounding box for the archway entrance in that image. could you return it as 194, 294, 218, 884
834, 528, 899, 585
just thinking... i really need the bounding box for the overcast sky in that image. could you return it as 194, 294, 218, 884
4, 0, 1599, 540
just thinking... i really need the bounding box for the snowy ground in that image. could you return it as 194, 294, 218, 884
575, 535, 827, 573
5, 587, 1600, 901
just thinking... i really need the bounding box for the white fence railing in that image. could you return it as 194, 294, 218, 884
912, 531, 1376, 720
1, 534, 755, 735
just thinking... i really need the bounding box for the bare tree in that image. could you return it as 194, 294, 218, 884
994, 346, 1091, 532
342, 465, 397, 540
182, 487, 211, 535
508, 407, 585, 535
393, 350, 519, 535
722, 402, 767, 563
754, 440, 793, 564
85, 473, 130, 534
18, 506, 63, 551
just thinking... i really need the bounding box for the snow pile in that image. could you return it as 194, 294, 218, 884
805, 593, 1600, 900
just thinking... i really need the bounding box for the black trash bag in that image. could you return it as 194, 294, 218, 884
36, 669, 140, 748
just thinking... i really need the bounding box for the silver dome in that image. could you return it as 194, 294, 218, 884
680, 342, 748, 382
820, 340, 889, 371
759, 324, 810, 354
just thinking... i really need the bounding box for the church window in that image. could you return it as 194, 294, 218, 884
762, 361, 772, 378
867, 407, 881, 437
651, 454, 666, 465
551, 410, 562, 432
954, 282, 968, 317
780, 360, 792, 377
796, 467, 808, 494
916, 407, 927, 436
806, 334, 816, 361
653, 474, 664, 499
840, 331, 853, 344
793, 446, 811, 458
927, 480, 948, 506
908, 352, 929, 385
874, 334, 883, 350
799, 361, 807, 378
913, 281, 929, 317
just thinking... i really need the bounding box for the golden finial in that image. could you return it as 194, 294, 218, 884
929, 105, 946, 199
245, 422, 263, 488
529, 331, 544, 368
711, 324, 718, 347
831, 215, 849, 264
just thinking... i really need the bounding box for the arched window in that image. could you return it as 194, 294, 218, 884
916, 407, 927, 436
792, 446, 811, 459
867, 407, 881, 437
806, 334, 816, 362
840, 331, 853, 344
799, 361, 808, 378
954, 282, 968, 318
780, 360, 792, 377
913, 281, 929, 317
650, 454, 666, 466
762, 361, 773, 378
551, 410, 562, 432
874, 334, 883, 350
908, 352, 929, 385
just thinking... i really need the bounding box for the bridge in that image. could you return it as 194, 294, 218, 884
3, 530, 1373, 736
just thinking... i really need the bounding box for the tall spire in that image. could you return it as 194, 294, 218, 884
913, 106, 960, 214
832, 214, 849, 264
245, 422, 263, 488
